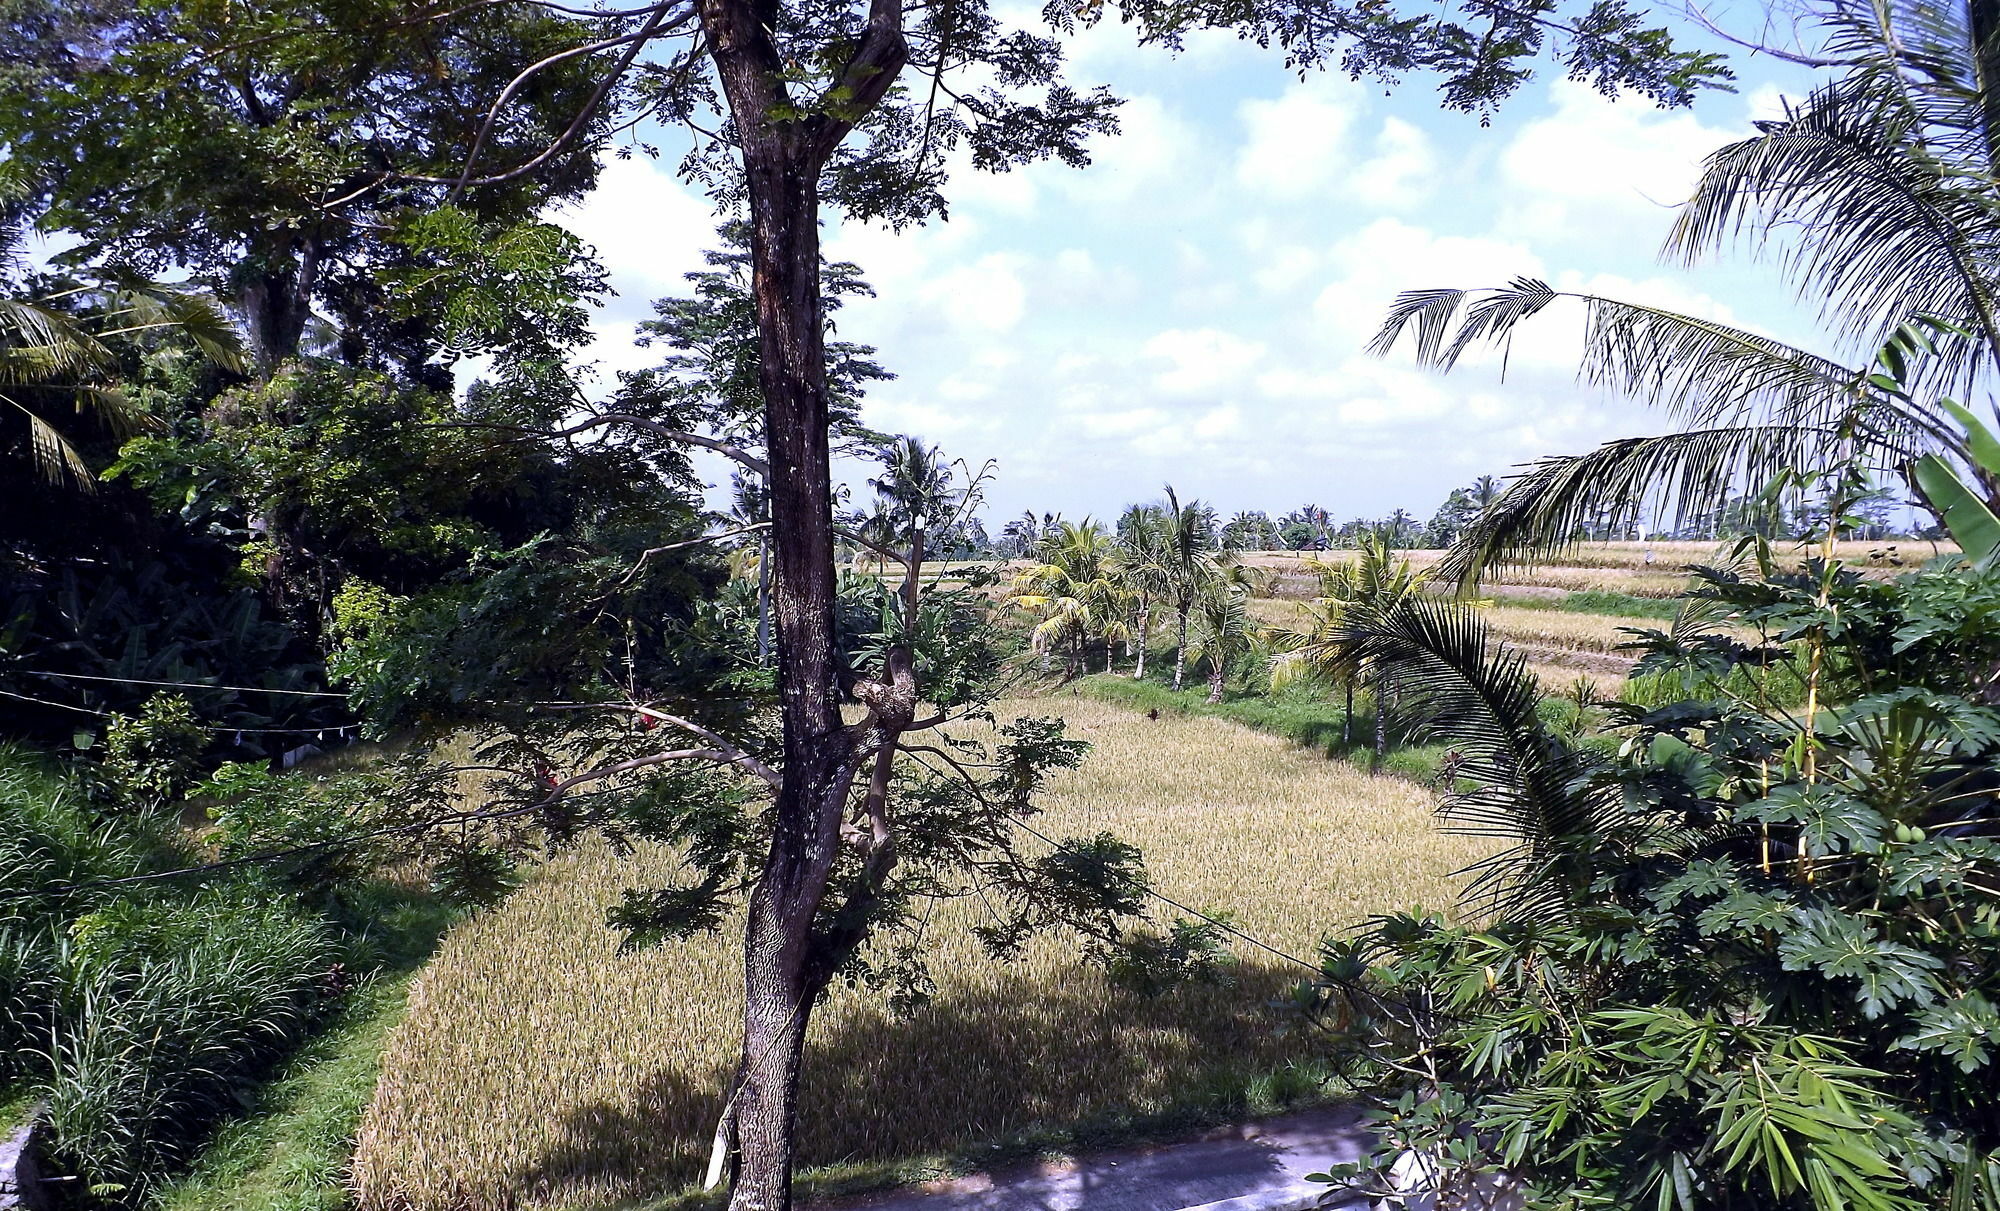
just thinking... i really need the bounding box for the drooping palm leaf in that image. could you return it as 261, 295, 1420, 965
1664, 63, 2000, 395
1333, 595, 1612, 918
1435, 424, 1909, 586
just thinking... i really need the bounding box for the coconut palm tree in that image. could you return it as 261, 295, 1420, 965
1371, 0, 2000, 582
1271, 536, 1430, 765
1159, 484, 1230, 692
2, 178, 242, 487
1111, 503, 1172, 679
1009, 518, 1126, 677
1185, 573, 1258, 703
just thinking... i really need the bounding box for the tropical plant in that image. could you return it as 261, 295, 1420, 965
1109, 504, 1172, 679
1157, 485, 1230, 692
1184, 573, 1259, 703
1, 211, 243, 487
1271, 536, 1430, 763
1010, 519, 1128, 676
1311, 555, 2000, 1211
1372, 0, 2000, 583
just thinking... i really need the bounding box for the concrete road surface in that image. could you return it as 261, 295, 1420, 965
812, 1107, 1372, 1211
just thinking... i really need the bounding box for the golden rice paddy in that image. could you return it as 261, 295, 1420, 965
351, 697, 1489, 1211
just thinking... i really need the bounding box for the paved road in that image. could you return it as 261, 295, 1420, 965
812, 1107, 1373, 1211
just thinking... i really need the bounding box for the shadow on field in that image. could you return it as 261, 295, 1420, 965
508, 958, 1316, 1209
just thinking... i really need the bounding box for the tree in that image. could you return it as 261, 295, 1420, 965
278, 0, 1733, 1200
1311, 556, 2000, 1211
1185, 573, 1257, 703
1010, 518, 1127, 676
0, 0, 618, 373
1159, 485, 1227, 693
1425, 487, 1478, 547
1112, 504, 1172, 679
1271, 537, 1429, 763
0, 170, 243, 486
1373, 0, 2000, 583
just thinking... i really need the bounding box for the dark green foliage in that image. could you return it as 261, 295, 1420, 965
0, 748, 361, 1206
1312, 560, 2000, 1211
0, 0, 613, 370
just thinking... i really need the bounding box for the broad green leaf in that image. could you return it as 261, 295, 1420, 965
1935, 398, 2000, 479
1912, 454, 2000, 562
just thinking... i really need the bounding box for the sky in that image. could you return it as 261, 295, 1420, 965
554, 7, 1832, 527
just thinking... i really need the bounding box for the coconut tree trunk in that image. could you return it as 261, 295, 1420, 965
1372, 666, 1388, 770
1134, 604, 1150, 679
1172, 602, 1190, 692
1343, 679, 1354, 745
1206, 661, 1225, 704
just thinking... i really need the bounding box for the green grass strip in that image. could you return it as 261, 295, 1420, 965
155, 974, 415, 1211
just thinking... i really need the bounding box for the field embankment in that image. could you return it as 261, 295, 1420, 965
351, 696, 1490, 1211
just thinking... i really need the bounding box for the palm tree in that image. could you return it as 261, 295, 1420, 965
1159, 484, 1228, 692
1009, 518, 1126, 677
1371, 1, 2000, 582
1271, 536, 1430, 765
1111, 504, 1172, 679
2, 176, 242, 486
1185, 573, 1257, 703
1470, 474, 1502, 512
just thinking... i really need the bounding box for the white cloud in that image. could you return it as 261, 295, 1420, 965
932, 253, 1029, 334
1143, 327, 1267, 395
1496, 79, 1740, 245
1079, 406, 1169, 437
1347, 118, 1438, 209
558, 155, 718, 298
1235, 78, 1360, 199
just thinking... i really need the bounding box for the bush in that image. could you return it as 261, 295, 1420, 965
1316, 562, 2000, 1211
0, 747, 351, 1208
40, 897, 340, 1204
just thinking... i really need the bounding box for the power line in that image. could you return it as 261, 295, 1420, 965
0, 688, 359, 737
18, 670, 349, 699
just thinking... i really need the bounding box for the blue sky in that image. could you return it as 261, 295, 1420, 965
558, 9, 1830, 525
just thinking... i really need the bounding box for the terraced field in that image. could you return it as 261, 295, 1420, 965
352, 697, 1492, 1211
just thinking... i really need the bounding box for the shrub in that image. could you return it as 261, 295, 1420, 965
1315, 562, 2000, 1211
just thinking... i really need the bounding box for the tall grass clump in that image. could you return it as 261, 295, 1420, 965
0, 745, 346, 1206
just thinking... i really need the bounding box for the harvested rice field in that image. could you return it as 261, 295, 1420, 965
351, 697, 1491, 1211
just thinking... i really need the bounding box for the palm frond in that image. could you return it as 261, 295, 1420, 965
1336, 597, 1609, 918
10, 398, 95, 490
1436, 424, 1896, 587
1668, 60, 2000, 395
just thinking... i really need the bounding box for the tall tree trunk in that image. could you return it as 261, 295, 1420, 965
1343, 679, 1354, 745
1206, 660, 1225, 704
1372, 666, 1387, 770
1172, 603, 1190, 692
1134, 604, 1150, 679
727, 138, 857, 1211
236, 236, 321, 371
756, 531, 774, 665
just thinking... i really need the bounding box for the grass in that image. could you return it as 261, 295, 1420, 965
1080, 673, 1450, 781
155, 976, 416, 1211
351, 696, 1491, 1211
150, 885, 458, 1211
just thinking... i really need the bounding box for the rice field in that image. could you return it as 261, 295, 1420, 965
350, 697, 1490, 1211
1244, 539, 1952, 598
